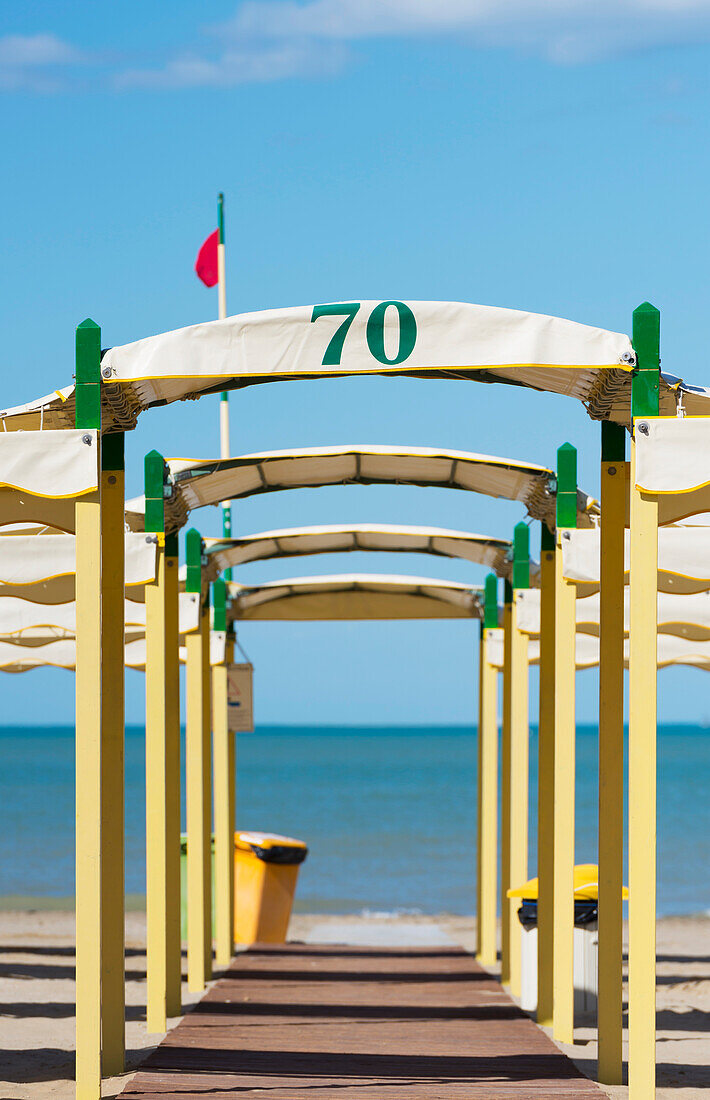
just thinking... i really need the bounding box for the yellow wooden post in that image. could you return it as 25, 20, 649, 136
74, 319, 103, 1100
500, 589, 513, 987
164, 532, 182, 1017
536, 522, 556, 1026
100, 432, 126, 1075
553, 443, 577, 1044
508, 524, 530, 999
598, 422, 627, 1084
144, 450, 171, 1034
628, 303, 660, 1100
476, 575, 498, 968
212, 580, 233, 969
186, 529, 212, 991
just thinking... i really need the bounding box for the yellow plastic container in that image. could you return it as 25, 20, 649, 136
507, 863, 629, 900
234, 831, 308, 944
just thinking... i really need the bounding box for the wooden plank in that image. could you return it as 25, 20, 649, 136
122, 944, 605, 1098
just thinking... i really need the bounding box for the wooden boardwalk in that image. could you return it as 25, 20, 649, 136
122, 943, 605, 1099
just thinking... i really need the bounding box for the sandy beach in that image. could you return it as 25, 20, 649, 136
0, 910, 707, 1099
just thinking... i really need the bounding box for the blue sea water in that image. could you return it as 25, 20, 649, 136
1, 724, 708, 916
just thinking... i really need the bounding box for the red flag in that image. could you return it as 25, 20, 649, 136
195, 228, 219, 287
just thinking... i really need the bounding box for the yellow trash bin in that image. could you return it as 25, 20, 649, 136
234, 831, 308, 944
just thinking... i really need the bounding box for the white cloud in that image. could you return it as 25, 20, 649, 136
219, 0, 710, 63
0, 33, 82, 91
116, 39, 344, 90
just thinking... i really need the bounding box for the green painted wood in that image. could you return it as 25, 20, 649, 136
541, 522, 555, 551
185, 529, 203, 595
504, 578, 514, 605
513, 522, 530, 590
601, 421, 626, 463
212, 579, 227, 633
484, 573, 498, 630
144, 450, 166, 534
632, 302, 660, 420
556, 443, 577, 530
218, 192, 225, 245
102, 432, 125, 472
165, 532, 179, 558
75, 319, 101, 430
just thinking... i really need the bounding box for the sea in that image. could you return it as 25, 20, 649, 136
1, 724, 708, 917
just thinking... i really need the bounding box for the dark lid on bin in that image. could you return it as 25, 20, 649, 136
235, 831, 308, 865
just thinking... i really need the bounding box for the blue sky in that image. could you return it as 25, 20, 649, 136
2, 1, 710, 723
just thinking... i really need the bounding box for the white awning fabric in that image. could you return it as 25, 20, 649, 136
0, 591, 200, 645
203, 524, 512, 582
227, 573, 482, 621
560, 525, 710, 595
4, 306, 710, 433
0, 533, 157, 604
162, 445, 596, 534
634, 416, 710, 523
0, 429, 98, 533
517, 587, 710, 640
486, 627, 710, 671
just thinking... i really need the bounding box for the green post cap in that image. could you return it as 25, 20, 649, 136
213, 577, 227, 633
75, 319, 101, 430
185, 528, 203, 594
484, 573, 498, 629
513, 522, 530, 590
632, 302, 660, 420
144, 449, 165, 534
556, 442, 578, 530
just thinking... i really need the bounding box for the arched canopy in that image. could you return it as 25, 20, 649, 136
227, 573, 482, 622
125, 445, 597, 535
3, 302, 709, 433
202, 524, 512, 584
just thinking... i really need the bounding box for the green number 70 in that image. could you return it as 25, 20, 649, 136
311, 301, 417, 367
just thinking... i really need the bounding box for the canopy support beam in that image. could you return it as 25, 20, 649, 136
536, 522, 556, 1026
213, 581, 234, 969
100, 432, 126, 1075
628, 304, 660, 1100
552, 443, 577, 1044
597, 422, 626, 1084
186, 530, 212, 992
74, 319, 103, 1100
476, 575, 499, 968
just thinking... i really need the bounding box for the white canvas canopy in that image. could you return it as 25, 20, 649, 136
3, 304, 710, 433
202, 524, 512, 582
0, 429, 98, 533
634, 416, 710, 523
517, 586, 710, 640
227, 573, 482, 621
152, 445, 597, 534
0, 591, 200, 645
559, 525, 710, 595
0, 533, 157, 604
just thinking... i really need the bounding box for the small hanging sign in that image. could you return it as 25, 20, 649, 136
227, 662, 254, 732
